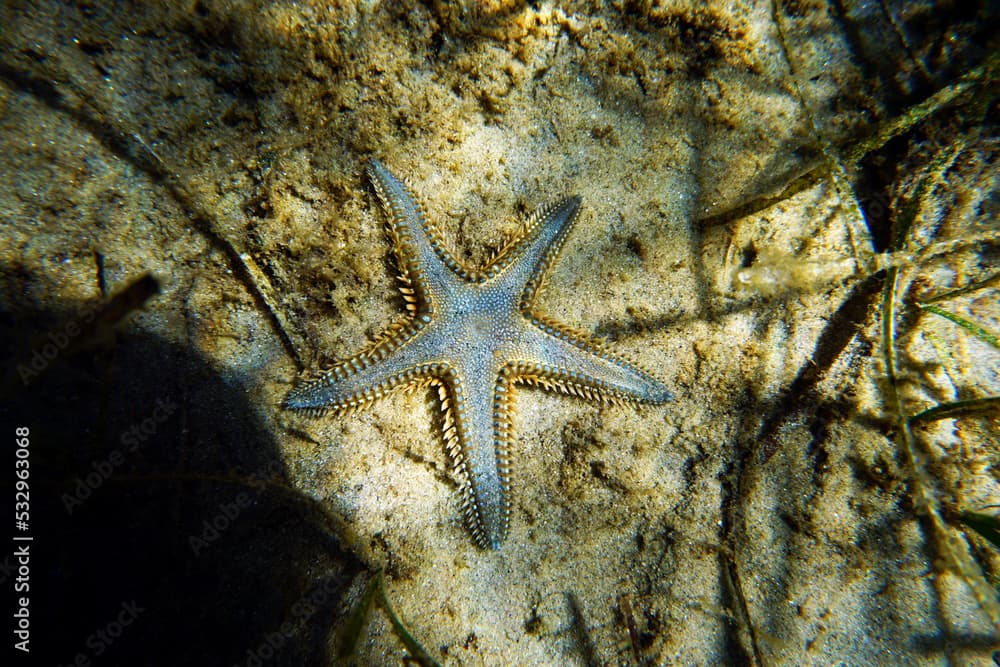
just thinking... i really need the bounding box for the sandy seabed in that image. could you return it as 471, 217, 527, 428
1, 1, 998, 665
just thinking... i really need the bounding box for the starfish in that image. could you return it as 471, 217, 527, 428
285, 160, 672, 549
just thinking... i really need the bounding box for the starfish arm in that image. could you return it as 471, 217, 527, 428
487, 196, 581, 306
515, 322, 673, 404
284, 318, 442, 412
439, 367, 511, 550
368, 160, 476, 307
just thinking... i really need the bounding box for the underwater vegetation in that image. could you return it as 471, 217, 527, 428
722, 44, 999, 667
